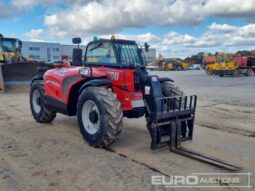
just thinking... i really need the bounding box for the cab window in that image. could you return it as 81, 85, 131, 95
0, 39, 17, 52
86, 42, 117, 64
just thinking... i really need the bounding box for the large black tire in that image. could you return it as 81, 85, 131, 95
178, 65, 184, 71
233, 69, 240, 77
161, 81, 184, 110
157, 81, 185, 137
30, 80, 56, 123
77, 86, 123, 148
161, 81, 184, 97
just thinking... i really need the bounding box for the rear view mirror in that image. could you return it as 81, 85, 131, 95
72, 37, 83, 66
144, 43, 150, 52
72, 37, 81, 45
72, 48, 83, 66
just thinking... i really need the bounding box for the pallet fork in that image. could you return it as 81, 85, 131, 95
143, 76, 241, 171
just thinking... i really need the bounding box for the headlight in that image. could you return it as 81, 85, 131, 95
80, 67, 91, 76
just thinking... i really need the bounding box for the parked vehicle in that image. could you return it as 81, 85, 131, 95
214, 54, 255, 77
189, 64, 201, 70
29, 36, 240, 171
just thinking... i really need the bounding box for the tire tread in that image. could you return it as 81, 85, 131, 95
77, 86, 123, 147
30, 80, 56, 123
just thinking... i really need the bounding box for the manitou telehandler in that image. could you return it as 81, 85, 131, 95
30, 36, 240, 171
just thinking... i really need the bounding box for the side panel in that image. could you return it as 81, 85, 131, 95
44, 67, 84, 104
44, 65, 144, 113
44, 66, 108, 115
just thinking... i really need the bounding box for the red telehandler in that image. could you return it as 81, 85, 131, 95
30, 37, 240, 171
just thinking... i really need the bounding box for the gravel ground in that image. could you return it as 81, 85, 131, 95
0, 70, 254, 191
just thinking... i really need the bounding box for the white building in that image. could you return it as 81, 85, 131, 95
60, 44, 86, 60
143, 48, 156, 64
22, 41, 61, 63
21, 41, 155, 64
22, 41, 86, 63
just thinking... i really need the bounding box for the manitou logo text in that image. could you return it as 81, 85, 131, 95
106, 72, 119, 80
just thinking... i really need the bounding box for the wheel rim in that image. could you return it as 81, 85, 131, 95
32, 89, 42, 114
82, 100, 100, 135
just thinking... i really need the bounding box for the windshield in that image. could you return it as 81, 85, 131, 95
0, 39, 18, 53
86, 42, 117, 64
115, 43, 143, 66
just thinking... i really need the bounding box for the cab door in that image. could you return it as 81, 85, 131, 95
85, 41, 127, 88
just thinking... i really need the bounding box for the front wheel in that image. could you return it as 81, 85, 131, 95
77, 86, 123, 148
30, 81, 56, 123
233, 69, 239, 77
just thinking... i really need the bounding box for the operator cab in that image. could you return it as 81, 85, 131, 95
85, 38, 145, 68
72, 36, 149, 69
0, 38, 22, 53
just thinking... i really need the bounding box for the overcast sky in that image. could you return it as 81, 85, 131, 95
1, 0, 255, 58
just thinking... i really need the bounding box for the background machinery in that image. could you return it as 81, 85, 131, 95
29, 36, 240, 171
171, 58, 190, 70
157, 54, 189, 71
0, 34, 25, 63
157, 54, 172, 70
214, 54, 255, 77
0, 33, 50, 92
203, 55, 218, 75
203, 53, 236, 76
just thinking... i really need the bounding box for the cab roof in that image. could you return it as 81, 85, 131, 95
92, 38, 137, 45
0, 37, 20, 41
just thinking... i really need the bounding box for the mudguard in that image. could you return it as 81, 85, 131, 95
159, 77, 174, 83
30, 75, 43, 86
79, 78, 112, 93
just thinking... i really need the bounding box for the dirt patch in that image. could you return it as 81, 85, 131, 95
0, 90, 254, 190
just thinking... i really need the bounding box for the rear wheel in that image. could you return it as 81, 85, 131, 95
30, 81, 56, 123
77, 86, 123, 147
233, 69, 239, 77
219, 73, 224, 77
161, 81, 184, 97
247, 69, 254, 76
161, 81, 184, 110
159, 81, 185, 137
